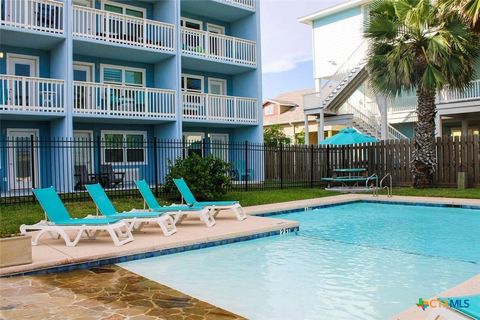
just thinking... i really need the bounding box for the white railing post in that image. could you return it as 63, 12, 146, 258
143, 19, 147, 47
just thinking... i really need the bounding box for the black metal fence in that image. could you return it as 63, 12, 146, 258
0, 136, 330, 205
2, 135, 479, 205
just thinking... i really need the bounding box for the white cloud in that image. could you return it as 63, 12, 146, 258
262, 55, 312, 74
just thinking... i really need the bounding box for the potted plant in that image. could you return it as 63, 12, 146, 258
0, 233, 32, 268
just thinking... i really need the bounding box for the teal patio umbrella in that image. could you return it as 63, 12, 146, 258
320, 127, 378, 145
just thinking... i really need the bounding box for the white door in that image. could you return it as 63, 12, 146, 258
209, 133, 229, 161
73, 131, 94, 172
7, 55, 39, 107
73, 63, 93, 110
207, 24, 225, 56
7, 129, 39, 190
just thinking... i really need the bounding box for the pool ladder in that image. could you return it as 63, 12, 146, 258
368, 173, 392, 197
379, 173, 392, 197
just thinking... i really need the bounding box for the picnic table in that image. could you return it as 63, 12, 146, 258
321, 168, 377, 189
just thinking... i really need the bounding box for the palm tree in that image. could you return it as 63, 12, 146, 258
438, 0, 480, 32
365, 0, 480, 187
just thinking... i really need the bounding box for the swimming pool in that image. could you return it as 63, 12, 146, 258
120, 202, 480, 319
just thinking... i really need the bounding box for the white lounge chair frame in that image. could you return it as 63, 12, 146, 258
20, 220, 134, 247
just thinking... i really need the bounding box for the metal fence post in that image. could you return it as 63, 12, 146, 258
244, 140, 248, 192
30, 135, 36, 191
153, 137, 159, 197
96, 135, 101, 176
280, 143, 283, 189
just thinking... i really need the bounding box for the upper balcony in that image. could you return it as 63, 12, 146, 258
182, 91, 257, 125
182, 0, 255, 23
0, 74, 65, 118
0, 0, 64, 49
181, 28, 256, 73
73, 81, 176, 122
72, 5, 175, 62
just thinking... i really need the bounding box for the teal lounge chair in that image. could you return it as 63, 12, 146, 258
134, 180, 216, 227
19, 187, 134, 247
173, 178, 247, 221
85, 184, 178, 235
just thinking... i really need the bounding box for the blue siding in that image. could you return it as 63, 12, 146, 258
0, 46, 51, 78
313, 6, 361, 29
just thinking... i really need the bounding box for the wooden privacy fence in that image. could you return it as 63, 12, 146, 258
264, 135, 480, 187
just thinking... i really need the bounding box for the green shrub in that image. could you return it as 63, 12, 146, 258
163, 153, 232, 201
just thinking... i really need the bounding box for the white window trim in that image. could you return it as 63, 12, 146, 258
101, 0, 146, 16
182, 132, 205, 141
208, 77, 227, 95
73, 61, 95, 82
180, 17, 203, 30
100, 64, 146, 87
101, 130, 148, 165
206, 23, 225, 34
73, 0, 93, 7
181, 73, 204, 93
6, 53, 40, 77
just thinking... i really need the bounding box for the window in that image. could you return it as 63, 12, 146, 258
103, 1, 145, 18
180, 17, 203, 30
102, 131, 147, 164
101, 65, 145, 86
264, 105, 274, 115
181, 74, 204, 92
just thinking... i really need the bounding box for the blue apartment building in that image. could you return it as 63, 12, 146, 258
0, 0, 262, 193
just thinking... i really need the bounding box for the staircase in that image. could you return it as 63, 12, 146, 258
317, 40, 408, 140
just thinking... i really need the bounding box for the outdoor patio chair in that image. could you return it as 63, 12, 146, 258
134, 180, 216, 227
85, 184, 179, 235
74, 165, 93, 190
19, 187, 134, 247
100, 164, 125, 188
173, 178, 247, 221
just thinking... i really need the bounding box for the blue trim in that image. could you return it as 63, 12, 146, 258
1, 226, 299, 277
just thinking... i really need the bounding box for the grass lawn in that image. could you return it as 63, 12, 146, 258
1, 187, 479, 236
0, 188, 338, 236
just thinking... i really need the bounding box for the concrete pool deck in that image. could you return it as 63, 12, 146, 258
1, 193, 479, 277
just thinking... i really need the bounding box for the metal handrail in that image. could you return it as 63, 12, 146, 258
366, 173, 379, 197
380, 173, 392, 197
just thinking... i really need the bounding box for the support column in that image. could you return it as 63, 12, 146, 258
435, 113, 442, 137
317, 110, 325, 142
304, 115, 309, 145
461, 119, 469, 137
376, 95, 388, 140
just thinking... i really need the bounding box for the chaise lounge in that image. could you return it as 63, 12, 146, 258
20, 187, 134, 247
134, 180, 216, 227
173, 178, 247, 221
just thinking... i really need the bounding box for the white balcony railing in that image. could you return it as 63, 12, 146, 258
219, 0, 256, 10
439, 79, 480, 104
0, 75, 64, 113
181, 28, 256, 66
0, 0, 64, 34
182, 92, 257, 123
73, 81, 176, 119
73, 6, 175, 51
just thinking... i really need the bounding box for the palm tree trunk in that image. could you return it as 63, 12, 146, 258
412, 88, 437, 187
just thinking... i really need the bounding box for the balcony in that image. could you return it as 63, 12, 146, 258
0, 75, 64, 114
217, 0, 256, 10
73, 6, 175, 53
181, 28, 256, 67
438, 79, 480, 104
73, 81, 176, 120
0, 0, 64, 34
182, 92, 257, 124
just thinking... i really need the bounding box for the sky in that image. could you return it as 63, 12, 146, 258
260, 0, 345, 100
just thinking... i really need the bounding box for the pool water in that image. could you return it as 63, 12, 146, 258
119, 202, 480, 320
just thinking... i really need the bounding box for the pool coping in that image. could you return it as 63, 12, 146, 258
1, 194, 479, 277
